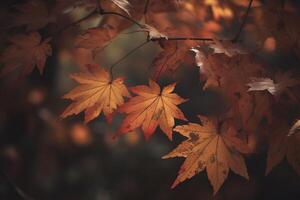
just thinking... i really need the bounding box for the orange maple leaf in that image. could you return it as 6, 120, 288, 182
163, 116, 249, 194
0, 32, 52, 78
118, 80, 187, 140
61, 64, 131, 123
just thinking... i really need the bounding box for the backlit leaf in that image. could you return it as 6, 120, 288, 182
119, 80, 187, 140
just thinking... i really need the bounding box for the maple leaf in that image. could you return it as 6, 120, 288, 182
247, 71, 300, 96
201, 54, 272, 134
118, 80, 187, 140
209, 39, 247, 57
72, 48, 97, 70
190, 48, 219, 88
151, 41, 188, 80
141, 24, 168, 40
110, 0, 131, 15
61, 64, 131, 123
13, 0, 55, 31
163, 116, 249, 194
191, 48, 206, 69
0, 32, 52, 78
266, 120, 300, 176
75, 25, 116, 53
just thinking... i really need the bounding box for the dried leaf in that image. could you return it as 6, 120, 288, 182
288, 120, 300, 136
110, 0, 131, 15
266, 120, 300, 176
202, 55, 272, 134
61, 64, 131, 122
119, 80, 187, 140
163, 116, 249, 194
247, 71, 300, 96
209, 39, 247, 57
151, 41, 188, 80
247, 77, 276, 94
13, 0, 55, 30
142, 24, 168, 40
75, 25, 116, 52
191, 48, 218, 87
0, 32, 52, 78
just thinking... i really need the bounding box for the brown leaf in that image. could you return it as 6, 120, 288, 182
202, 55, 272, 134
247, 71, 300, 96
151, 41, 188, 80
191, 48, 219, 87
75, 25, 116, 53
0, 32, 52, 78
288, 120, 300, 136
110, 0, 131, 15
209, 39, 247, 57
13, 0, 56, 31
142, 24, 168, 40
266, 120, 300, 176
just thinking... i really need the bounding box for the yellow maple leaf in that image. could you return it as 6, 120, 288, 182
163, 116, 249, 194
61, 64, 131, 123
118, 80, 187, 140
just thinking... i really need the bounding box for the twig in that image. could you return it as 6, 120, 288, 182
52, 10, 98, 37
101, 11, 143, 28
86, 2, 215, 43
232, 0, 254, 42
144, 0, 150, 15
109, 40, 149, 79
150, 37, 214, 42
0, 169, 35, 200
96, 1, 143, 28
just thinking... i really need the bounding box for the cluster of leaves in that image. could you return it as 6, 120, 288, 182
1, 0, 300, 196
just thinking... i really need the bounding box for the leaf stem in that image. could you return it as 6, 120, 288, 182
150, 37, 214, 42
0, 169, 35, 200
232, 0, 253, 42
109, 40, 149, 79
144, 0, 150, 15
101, 11, 143, 28
52, 10, 98, 37
97, 1, 143, 28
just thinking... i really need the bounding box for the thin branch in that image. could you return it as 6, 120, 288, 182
150, 37, 214, 42
144, 0, 150, 15
0, 169, 34, 200
101, 11, 143, 28
96, 2, 216, 42
52, 10, 98, 37
109, 40, 149, 79
95, 0, 102, 13
232, 0, 254, 42
96, 1, 143, 28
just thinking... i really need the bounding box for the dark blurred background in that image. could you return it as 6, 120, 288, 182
0, 0, 300, 200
